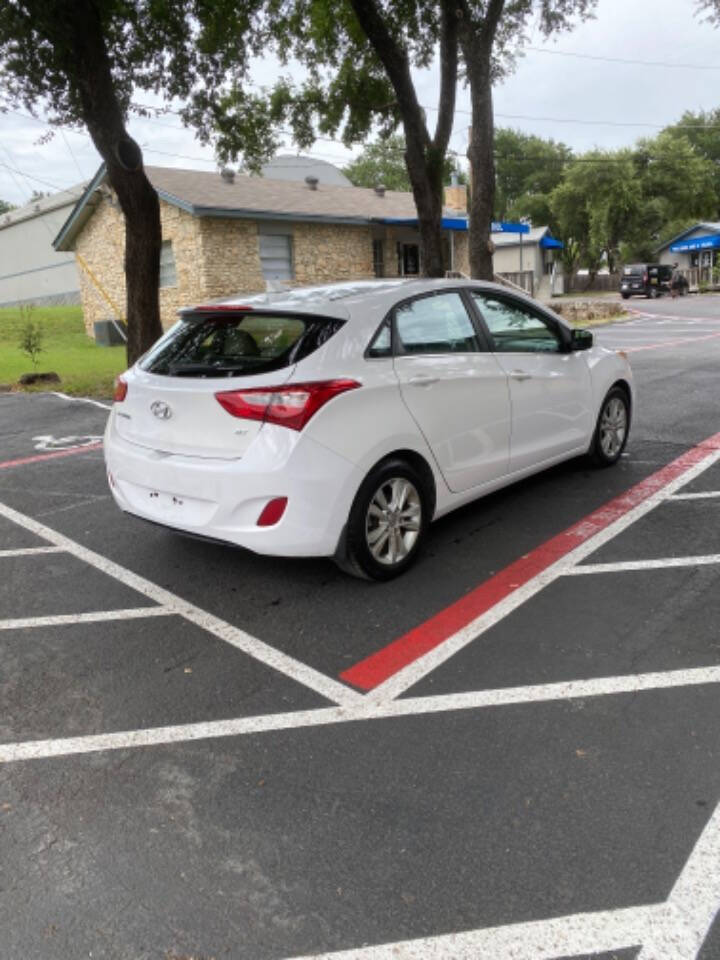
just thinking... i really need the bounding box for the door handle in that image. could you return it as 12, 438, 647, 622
510, 370, 532, 381
408, 376, 440, 387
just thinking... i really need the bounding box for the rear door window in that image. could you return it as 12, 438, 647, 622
395, 292, 480, 354
139, 312, 342, 377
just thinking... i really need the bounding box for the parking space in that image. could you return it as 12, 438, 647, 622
2, 297, 720, 958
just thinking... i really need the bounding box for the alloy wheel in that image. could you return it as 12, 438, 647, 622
599, 396, 627, 459
365, 477, 422, 566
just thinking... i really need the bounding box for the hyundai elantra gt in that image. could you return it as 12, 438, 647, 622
105, 279, 633, 579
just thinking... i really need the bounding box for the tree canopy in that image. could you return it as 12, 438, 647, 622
343, 134, 465, 192
0, 0, 266, 362
496, 119, 720, 272
494, 128, 571, 226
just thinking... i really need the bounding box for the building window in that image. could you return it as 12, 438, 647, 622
373, 239, 384, 277
259, 231, 293, 283
159, 240, 177, 288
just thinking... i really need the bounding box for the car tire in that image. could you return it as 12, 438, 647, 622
589, 386, 630, 467
621, 293, 630, 300
647, 287, 658, 299
338, 458, 431, 581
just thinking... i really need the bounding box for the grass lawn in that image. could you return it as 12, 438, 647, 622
0, 305, 127, 397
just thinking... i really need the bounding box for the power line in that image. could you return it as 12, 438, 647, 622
60, 127, 86, 180
524, 45, 720, 71
0, 157, 66, 193
493, 111, 718, 130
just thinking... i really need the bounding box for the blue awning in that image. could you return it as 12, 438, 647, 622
379, 217, 531, 233
540, 236, 564, 249
379, 216, 469, 231
670, 233, 720, 253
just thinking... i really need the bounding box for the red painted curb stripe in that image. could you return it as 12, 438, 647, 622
341, 432, 720, 692
0, 443, 103, 471
625, 331, 720, 353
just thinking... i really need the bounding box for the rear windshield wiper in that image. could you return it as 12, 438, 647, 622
167, 361, 257, 376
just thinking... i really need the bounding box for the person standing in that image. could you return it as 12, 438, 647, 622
670, 262, 683, 298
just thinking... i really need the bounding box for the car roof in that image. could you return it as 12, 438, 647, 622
188, 277, 532, 321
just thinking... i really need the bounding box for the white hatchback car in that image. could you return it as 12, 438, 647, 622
105, 279, 633, 579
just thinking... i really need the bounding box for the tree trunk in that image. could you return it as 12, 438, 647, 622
347, 0, 458, 279
62, 0, 162, 366
112, 165, 162, 365
465, 57, 496, 280
457, 0, 505, 281
404, 137, 445, 277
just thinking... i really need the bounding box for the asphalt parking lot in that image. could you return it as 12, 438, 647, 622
2, 294, 720, 959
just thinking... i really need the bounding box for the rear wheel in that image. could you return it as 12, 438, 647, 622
647, 286, 658, 299
589, 387, 630, 467
338, 458, 430, 580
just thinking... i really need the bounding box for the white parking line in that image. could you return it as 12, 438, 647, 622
3, 664, 719, 763
285, 794, 720, 960
283, 905, 664, 959
0, 546, 65, 557
567, 555, 720, 575
48, 391, 112, 411
671, 491, 720, 501
0, 607, 173, 631
284, 787, 720, 959
365, 437, 720, 703
0, 500, 363, 707
637, 796, 720, 960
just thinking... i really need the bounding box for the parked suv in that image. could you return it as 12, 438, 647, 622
620, 263, 687, 299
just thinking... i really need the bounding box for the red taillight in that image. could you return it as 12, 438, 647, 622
113, 376, 128, 402
643, 272, 648, 284
215, 379, 361, 431
257, 497, 288, 527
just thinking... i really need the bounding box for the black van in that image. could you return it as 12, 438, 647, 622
620, 263, 687, 299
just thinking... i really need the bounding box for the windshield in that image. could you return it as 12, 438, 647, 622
139, 312, 343, 377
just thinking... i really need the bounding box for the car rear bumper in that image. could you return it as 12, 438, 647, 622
104, 414, 361, 557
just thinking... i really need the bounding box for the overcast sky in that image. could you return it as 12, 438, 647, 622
2, 0, 720, 207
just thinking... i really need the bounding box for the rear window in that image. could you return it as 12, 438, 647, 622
139, 312, 343, 377
623, 265, 645, 276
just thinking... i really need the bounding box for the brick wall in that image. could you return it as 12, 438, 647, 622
74, 193, 210, 335
293, 222, 374, 284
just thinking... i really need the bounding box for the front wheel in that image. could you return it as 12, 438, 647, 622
338, 459, 430, 580
589, 387, 630, 467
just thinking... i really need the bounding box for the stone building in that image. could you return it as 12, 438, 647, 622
54, 164, 470, 335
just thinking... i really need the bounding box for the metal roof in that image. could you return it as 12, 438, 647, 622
491, 225, 551, 248
259, 155, 353, 187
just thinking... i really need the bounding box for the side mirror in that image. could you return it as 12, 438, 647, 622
570, 328, 593, 351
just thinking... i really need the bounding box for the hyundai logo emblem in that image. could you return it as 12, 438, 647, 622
150, 400, 173, 420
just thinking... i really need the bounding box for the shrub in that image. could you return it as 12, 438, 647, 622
18, 304, 44, 369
